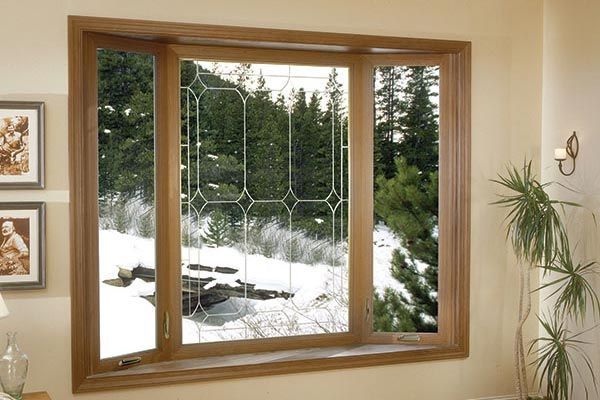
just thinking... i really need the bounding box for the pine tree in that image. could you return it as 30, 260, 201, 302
136, 208, 155, 238
398, 66, 439, 175
374, 66, 405, 180
180, 61, 245, 220
323, 68, 348, 204
290, 89, 336, 238
373, 286, 416, 332
97, 49, 155, 207
202, 209, 232, 248
373, 66, 440, 333
376, 159, 438, 267
304, 91, 330, 199
324, 68, 349, 244
233, 63, 253, 92
291, 88, 310, 199
246, 72, 288, 206
325, 68, 344, 113
99, 56, 347, 243
374, 158, 438, 332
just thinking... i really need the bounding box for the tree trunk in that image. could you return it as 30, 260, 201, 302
515, 264, 532, 400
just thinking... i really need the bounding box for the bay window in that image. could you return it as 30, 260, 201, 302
69, 16, 470, 392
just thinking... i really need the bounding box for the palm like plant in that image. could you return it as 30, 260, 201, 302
539, 248, 600, 323
493, 161, 598, 400
530, 315, 596, 400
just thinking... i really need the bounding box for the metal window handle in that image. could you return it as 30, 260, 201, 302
118, 356, 141, 367
164, 311, 170, 340
397, 333, 421, 342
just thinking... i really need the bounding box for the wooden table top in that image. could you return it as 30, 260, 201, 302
23, 393, 51, 400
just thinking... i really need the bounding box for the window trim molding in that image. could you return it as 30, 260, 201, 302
69, 15, 470, 393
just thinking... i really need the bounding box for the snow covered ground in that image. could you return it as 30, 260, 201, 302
99, 224, 404, 359
373, 223, 407, 296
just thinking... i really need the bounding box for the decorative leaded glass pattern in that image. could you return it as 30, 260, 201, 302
180, 61, 349, 343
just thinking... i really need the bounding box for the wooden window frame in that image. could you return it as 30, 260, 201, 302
69, 15, 471, 393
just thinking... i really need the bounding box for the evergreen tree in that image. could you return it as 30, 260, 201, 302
136, 208, 155, 238
323, 68, 348, 202
180, 61, 245, 216
290, 89, 336, 238
398, 66, 439, 175
97, 49, 154, 206
290, 87, 309, 199
202, 209, 232, 248
374, 159, 438, 332
110, 198, 133, 234
373, 66, 440, 333
233, 63, 253, 92
200, 88, 245, 171
374, 66, 404, 180
323, 68, 349, 242
99, 57, 347, 244
325, 68, 344, 113
373, 287, 416, 332
246, 72, 288, 205
304, 91, 330, 199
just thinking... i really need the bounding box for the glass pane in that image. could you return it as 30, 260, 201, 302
372, 65, 440, 333
97, 49, 156, 358
180, 60, 349, 344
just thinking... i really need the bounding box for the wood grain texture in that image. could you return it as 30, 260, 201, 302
378, 54, 450, 346
23, 392, 51, 400
356, 53, 465, 347
76, 343, 465, 393
69, 21, 92, 391
160, 43, 182, 363
350, 58, 374, 342
69, 15, 471, 393
68, 15, 468, 54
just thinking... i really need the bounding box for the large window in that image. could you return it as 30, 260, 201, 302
70, 17, 470, 393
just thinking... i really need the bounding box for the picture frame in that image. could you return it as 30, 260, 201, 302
0, 101, 45, 189
0, 202, 45, 290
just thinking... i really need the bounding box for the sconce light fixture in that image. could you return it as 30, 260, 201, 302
554, 131, 579, 176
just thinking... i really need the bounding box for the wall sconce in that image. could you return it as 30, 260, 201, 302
554, 131, 579, 176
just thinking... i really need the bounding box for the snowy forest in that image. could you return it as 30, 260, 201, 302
96, 48, 439, 358
372, 65, 440, 333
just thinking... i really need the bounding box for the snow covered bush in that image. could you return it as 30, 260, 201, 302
99, 196, 151, 235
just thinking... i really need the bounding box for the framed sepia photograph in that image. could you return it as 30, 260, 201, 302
0, 202, 45, 290
0, 101, 44, 189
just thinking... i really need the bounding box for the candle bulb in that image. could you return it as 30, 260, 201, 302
554, 148, 567, 161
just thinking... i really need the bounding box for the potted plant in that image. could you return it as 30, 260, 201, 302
493, 161, 598, 400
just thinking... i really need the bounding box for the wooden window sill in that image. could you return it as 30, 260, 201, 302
77, 343, 468, 392
23, 393, 51, 400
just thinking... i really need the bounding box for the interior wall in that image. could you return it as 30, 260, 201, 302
542, 1, 600, 398
0, 0, 543, 399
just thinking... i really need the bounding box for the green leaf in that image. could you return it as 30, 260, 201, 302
529, 314, 598, 400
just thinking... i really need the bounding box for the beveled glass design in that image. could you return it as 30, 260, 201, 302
180, 61, 349, 343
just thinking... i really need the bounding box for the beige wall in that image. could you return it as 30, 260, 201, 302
542, 1, 600, 398
0, 1, 543, 399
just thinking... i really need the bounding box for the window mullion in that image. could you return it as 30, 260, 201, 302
349, 58, 375, 342
155, 45, 183, 361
